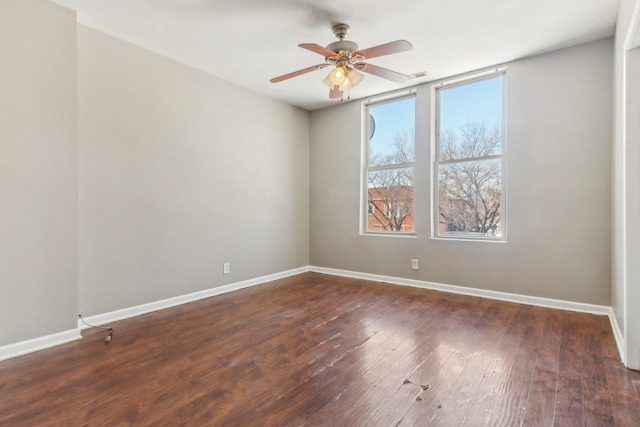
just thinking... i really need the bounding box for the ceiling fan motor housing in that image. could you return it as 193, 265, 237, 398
326, 40, 359, 57
327, 23, 361, 61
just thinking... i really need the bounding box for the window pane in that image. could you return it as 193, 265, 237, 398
367, 167, 414, 233
369, 97, 415, 167
438, 76, 502, 160
438, 159, 501, 238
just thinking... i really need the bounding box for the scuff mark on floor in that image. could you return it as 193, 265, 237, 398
401, 378, 431, 404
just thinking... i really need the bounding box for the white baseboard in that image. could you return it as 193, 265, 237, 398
310, 266, 612, 315
0, 329, 82, 362
79, 266, 310, 328
608, 309, 626, 365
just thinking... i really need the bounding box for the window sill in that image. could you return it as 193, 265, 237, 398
432, 236, 506, 243
361, 232, 417, 238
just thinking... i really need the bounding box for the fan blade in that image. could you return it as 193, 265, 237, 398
329, 85, 342, 99
354, 63, 409, 83
270, 64, 329, 83
352, 40, 412, 60
299, 43, 339, 58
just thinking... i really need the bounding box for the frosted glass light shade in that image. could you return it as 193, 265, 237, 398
322, 66, 347, 88
341, 68, 363, 90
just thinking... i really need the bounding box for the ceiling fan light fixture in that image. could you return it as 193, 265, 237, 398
322, 65, 347, 88
340, 67, 363, 90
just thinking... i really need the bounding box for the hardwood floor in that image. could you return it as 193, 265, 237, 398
1, 272, 639, 426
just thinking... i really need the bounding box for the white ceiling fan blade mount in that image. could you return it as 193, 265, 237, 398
270, 64, 330, 83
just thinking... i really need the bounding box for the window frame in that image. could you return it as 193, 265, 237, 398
361, 92, 417, 236
433, 70, 507, 242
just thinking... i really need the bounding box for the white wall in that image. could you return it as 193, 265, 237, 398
0, 0, 78, 346
625, 46, 640, 369
613, 0, 640, 370
310, 39, 613, 306
77, 26, 310, 316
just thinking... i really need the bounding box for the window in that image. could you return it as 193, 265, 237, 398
435, 72, 505, 240
363, 95, 416, 234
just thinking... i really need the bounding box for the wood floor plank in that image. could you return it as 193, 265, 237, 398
521, 308, 563, 426
553, 311, 588, 427
581, 316, 617, 426
0, 272, 638, 426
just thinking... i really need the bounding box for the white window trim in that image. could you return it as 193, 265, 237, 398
432, 69, 507, 242
360, 92, 417, 236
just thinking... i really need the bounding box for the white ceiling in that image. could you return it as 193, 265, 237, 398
50, 0, 620, 111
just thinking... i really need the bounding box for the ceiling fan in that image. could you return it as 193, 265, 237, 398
271, 23, 415, 100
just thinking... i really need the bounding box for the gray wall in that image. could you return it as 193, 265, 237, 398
0, 0, 78, 345
77, 26, 310, 316
310, 39, 613, 306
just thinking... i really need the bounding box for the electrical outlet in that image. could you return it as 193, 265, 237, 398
223, 262, 230, 275
411, 259, 419, 270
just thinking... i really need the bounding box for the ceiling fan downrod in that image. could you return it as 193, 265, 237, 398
332, 23, 350, 40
